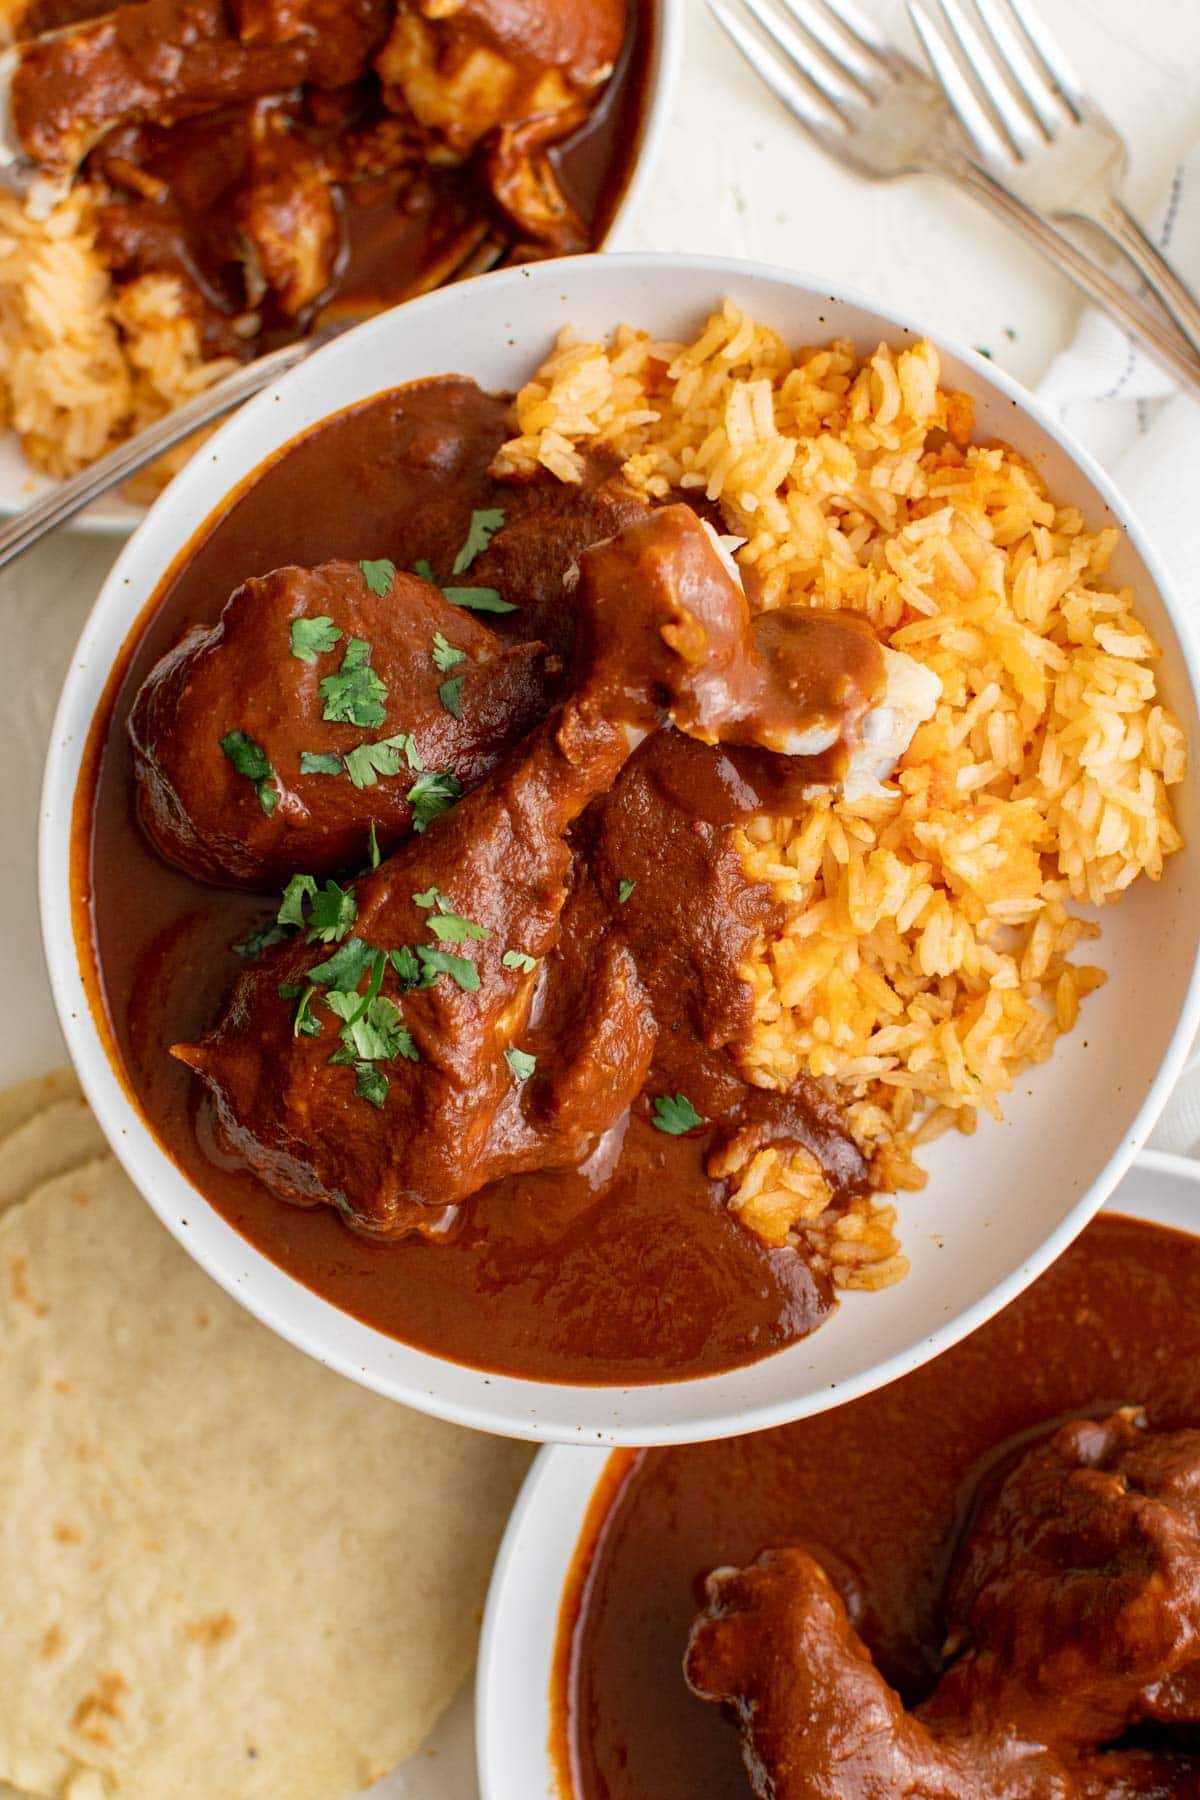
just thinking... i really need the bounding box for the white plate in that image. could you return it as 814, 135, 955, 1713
0, 0, 682, 534
39, 252, 1200, 1445
475, 1154, 1200, 1799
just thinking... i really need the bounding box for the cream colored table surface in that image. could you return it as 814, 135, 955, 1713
4, 1, 1199, 1792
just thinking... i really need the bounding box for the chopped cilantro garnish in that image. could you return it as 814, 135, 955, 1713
290, 616, 341, 663
442, 586, 516, 614
367, 821, 381, 870
278, 873, 318, 927
617, 879, 636, 904
502, 949, 537, 973
306, 879, 357, 944
651, 1093, 707, 1136
390, 944, 434, 990
427, 910, 490, 943
452, 507, 506, 575
299, 751, 343, 776
329, 990, 408, 1062
413, 886, 450, 911
319, 637, 387, 729
219, 730, 278, 817
354, 1063, 389, 1108
413, 558, 436, 583
431, 632, 466, 673
277, 874, 356, 943
439, 676, 465, 719
291, 982, 319, 1038
344, 731, 422, 791
407, 769, 462, 832
505, 1047, 537, 1082
307, 934, 373, 989
233, 920, 288, 960
416, 945, 480, 993
359, 558, 396, 597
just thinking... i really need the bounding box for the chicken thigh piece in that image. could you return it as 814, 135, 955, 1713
5, 0, 391, 204
129, 558, 554, 887
375, 0, 628, 252
686, 1414, 1200, 1800
173, 508, 897, 1237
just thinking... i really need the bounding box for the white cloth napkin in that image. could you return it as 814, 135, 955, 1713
1033, 149, 1200, 1156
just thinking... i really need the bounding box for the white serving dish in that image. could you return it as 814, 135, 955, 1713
39, 251, 1200, 1444
475, 1156, 1200, 1798
0, 0, 683, 532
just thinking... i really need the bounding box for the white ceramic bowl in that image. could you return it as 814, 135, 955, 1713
40, 252, 1200, 1444
476, 1157, 1200, 1798
0, 0, 683, 531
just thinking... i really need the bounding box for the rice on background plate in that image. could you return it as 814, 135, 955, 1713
0, 187, 236, 495
497, 302, 1187, 1290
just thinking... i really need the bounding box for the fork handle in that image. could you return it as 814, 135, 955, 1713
1074, 196, 1200, 366
949, 161, 1200, 397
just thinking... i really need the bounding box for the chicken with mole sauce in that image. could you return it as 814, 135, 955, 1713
2, 0, 642, 358
686, 1409, 1200, 1798
168, 506, 932, 1238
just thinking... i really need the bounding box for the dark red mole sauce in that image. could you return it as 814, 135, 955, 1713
15, 0, 655, 358
553, 1213, 1200, 1797
72, 378, 872, 1385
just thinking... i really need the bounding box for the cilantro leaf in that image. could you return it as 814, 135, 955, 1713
413, 558, 436, 583
413, 886, 450, 911
220, 730, 279, 816
505, 1047, 536, 1082
367, 821, 381, 870
452, 506, 506, 575
307, 935, 373, 989
416, 945, 480, 993
431, 632, 466, 673
354, 1063, 389, 1108
390, 945, 435, 990
299, 751, 343, 776
344, 731, 422, 791
290, 616, 341, 663
306, 879, 357, 944
329, 992, 404, 1061
427, 910, 490, 943
220, 729, 271, 781
502, 949, 537, 973
233, 920, 288, 960
618, 878, 636, 905
439, 676, 465, 719
360, 558, 396, 597
291, 982, 319, 1038
442, 586, 516, 614
277, 873, 318, 927
651, 1093, 707, 1136
407, 769, 462, 832
319, 638, 387, 729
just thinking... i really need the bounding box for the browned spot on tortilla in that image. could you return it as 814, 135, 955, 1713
72, 1671, 128, 1745
42, 1624, 65, 1659
54, 1378, 71, 1394
70, 1183, 91, 1206
184, 1610, 237, 1649
53, 1522, 82, 1545
8, 1254, 47, 1315
195, 1306, 211, 1328
75, 1440, 95, 1461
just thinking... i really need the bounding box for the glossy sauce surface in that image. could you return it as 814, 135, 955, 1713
73, 380, 861, 1384
558, 1214, 1200, 1793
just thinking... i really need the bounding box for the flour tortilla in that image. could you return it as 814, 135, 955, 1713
0, 1154, 532, 1799
0, 1097, 106, 1214
0, 1069, 80, 1148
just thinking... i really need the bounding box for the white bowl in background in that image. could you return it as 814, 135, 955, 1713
0, 0, 683, 532
40, 252, 1200, 1443
475, 1157, 1200, 1798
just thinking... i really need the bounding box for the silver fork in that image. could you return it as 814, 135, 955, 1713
908, 0, 1200, 361
706, 0, 1200, 394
